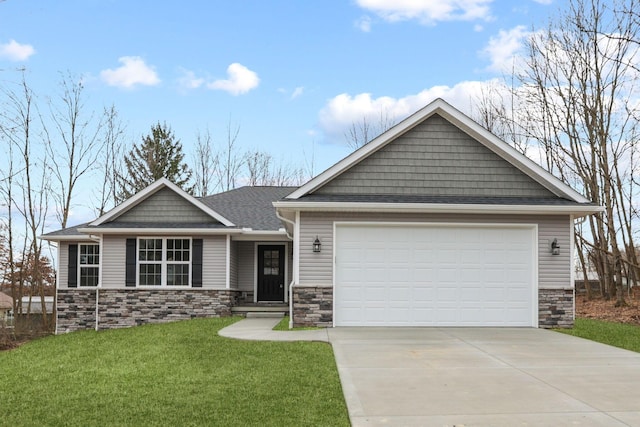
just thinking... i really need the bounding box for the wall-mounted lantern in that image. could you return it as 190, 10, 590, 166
313, 236, 321, 253
551, 238, 560, 256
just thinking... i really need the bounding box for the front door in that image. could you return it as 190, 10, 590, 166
257, 245, 285, 301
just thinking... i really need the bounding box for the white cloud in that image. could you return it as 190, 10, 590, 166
318, 81, 502, 143
532, 0, 553, 4
207, 63, 260, 95
356, 0, 493, 25
481, 25, 530, 73
100, 56, 160, 88
291, 86, 304, 99
355, 15, 373, 32
178, 68, 205, 90
0, 39, 35, 61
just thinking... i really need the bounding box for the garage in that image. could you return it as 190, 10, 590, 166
334, 223, 537, 327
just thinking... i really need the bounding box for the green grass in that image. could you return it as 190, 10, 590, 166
273, 316, 322, 331
0, 317, 349, 426
556, 318, 640, 353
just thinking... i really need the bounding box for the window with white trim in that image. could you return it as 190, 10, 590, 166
138, 238, 191, 286
79, 244, 100, 287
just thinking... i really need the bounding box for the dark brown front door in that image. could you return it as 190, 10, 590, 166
257, 245, 285, 301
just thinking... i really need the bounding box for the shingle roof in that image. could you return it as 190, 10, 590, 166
41, 223, 90, 238
200, 186, 296, 230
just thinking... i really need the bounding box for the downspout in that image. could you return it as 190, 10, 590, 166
95, 288, 99, 332
275, 208, 297, 329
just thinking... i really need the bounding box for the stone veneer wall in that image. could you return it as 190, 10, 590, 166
538, 288, 574, 328
56, 289, 239, 333
292, 285, 333, 327
57, 289, 97, 333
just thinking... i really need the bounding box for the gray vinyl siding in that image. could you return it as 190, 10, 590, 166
96, 235, 228, 288
101, 236, 126, 288
314, 114, 556, 198
229, 241, 238, 289
203, 236, 227, 288
299, 211, 571, 290
237, 242, 255, 292
58, 242, 69, 289
113, 187, 219, 224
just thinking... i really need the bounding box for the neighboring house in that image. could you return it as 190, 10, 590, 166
42, 98, 601, 333
0, 291, 13, 324
18, 296, 55, 314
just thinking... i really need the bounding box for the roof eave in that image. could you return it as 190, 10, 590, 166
77, 227, 244, 235
273, 201, 603, 217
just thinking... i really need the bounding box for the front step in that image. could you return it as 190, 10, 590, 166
245, 312, 285, 318
232, 304, 288, 318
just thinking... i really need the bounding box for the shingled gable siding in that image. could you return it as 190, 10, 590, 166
297, 211, 573, 327
314, 114, 556, 198
113, 187, 219, 223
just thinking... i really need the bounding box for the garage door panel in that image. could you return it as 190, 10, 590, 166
335, 224, 536, 327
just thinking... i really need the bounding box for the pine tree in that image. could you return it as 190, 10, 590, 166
118, 122, 194, 201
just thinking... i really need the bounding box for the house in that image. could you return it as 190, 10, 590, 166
42, 98, 601, 333
0, 291, 13, 324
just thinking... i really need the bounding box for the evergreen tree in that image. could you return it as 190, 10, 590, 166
118, 122, 194, 201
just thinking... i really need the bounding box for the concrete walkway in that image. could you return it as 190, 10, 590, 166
218, 317, 329, 342
219, 319, 640, 427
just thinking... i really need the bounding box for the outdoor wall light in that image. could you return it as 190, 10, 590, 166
551, 238, 560, 256
313, 236, 321, 253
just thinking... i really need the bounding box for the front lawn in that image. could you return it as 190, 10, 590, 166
557, 318, 640, 353
0, 317, 349, 426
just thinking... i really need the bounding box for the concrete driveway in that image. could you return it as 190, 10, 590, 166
327, 327, 640, 427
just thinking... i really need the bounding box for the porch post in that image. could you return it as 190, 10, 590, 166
225, 234, 231, 289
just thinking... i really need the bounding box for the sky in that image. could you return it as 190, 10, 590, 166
0, 0, 566, 229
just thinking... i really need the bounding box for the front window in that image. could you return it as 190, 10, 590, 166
79, 244, 100, 287
138, 238, 191, 286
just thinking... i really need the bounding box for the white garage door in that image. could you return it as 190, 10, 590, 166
334, 224, 536, 327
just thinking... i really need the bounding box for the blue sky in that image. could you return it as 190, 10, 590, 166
0, 0, 563, 227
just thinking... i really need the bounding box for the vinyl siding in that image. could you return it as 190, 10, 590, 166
229, 240, 238, 289
299, 211, 571, 290
314, 114, 556, 198
101, 236, 126, 288
203, 236, 227, 288
113, 187, 219, 223
58, 242, 69, 289
95, 235, 228, 288
236, 242, 255, 292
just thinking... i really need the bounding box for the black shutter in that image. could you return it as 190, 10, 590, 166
125, 238, 137, 287
68, 244, 78, 288
192, 239, 203, 287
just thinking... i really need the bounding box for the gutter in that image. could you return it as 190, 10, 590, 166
274, 210, 295, 239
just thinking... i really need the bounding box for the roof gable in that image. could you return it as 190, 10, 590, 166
314, 114, 556, 198
287, 98, 589, 203
91, 178, 234, 227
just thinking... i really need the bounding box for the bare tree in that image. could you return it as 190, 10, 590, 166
0, 74, 52, 328
245, 149, 305, 186
44, 73, 104, 228
345, 108, 397, 150
484, 0, 640, 305
95, 105, 125, 215
216, 120, 245, 192
192, 128, 219, 197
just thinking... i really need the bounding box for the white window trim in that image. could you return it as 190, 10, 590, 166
136, 237, 193, 287
78, 243, 100, 288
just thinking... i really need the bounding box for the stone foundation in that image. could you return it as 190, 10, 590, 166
292, 285, 333, 327
57, 289, 97, 333
56, 289, 239, 333
538, 288, 574, 328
